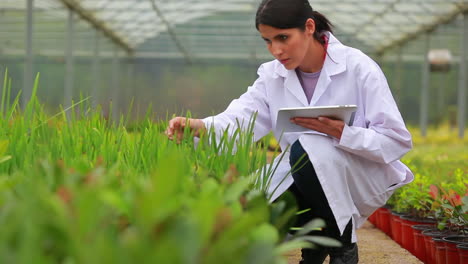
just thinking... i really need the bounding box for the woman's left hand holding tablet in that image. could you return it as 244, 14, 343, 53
291, 116, 345, 140
165, 117, 206, 143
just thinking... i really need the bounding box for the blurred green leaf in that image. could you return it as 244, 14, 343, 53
294, 218, 326, 237
301, 235, 342, 248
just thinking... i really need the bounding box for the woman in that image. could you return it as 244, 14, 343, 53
166, 0, 414, 263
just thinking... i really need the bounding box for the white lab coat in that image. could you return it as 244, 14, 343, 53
202, 32, 413, 242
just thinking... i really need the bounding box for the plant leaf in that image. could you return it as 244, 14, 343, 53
275, 240, 312, 255
295, 218, 326, 237
301, 235, 342, 248
0, 155, 12, 164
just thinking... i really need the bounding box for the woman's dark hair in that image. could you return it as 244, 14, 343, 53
255, 0, 333, 44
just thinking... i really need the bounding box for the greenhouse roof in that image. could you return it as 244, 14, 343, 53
0, 0, 467, 60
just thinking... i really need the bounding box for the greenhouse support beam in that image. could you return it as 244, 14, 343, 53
0, 67, 3, 95
22, 0, 33, 108
64, 9, 74, 108
420, 33, 430, 137
436, 73, 445, 116
111, 46, 120, 121
458, 13, 467, 139
92, 31, 100, 108
58, 0, 133, 55
127, 61, 135, 114
394, 45, 403, 106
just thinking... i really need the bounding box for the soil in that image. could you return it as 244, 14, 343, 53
286, 221, 423, 264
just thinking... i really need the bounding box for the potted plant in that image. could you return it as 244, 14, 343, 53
427, 180, 467, 264
388, 173, 436, 254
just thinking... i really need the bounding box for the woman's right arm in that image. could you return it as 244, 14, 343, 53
165, 64, 272, 143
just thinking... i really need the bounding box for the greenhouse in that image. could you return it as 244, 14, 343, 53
0, 0, 467, 263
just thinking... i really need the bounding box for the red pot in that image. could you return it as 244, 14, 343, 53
434, 237, 447, 264
391, 212, 405, 246
400, 216, 436, 255
377, 207, 392, 237
412, 225, 434, 263
429, 236, 437, 264
374, 208, 383, 229
443, 236, 468, 264
368, 211, 377, 226
456, 243, 468, 264
400, 217, 417, 253
422, 228, 450, 264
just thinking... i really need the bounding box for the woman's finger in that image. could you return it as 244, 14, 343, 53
291, 117, 321, 128
317, 116, 340, 126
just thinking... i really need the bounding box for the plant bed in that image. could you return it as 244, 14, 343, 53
0, 73, 343, 263
380, 140, 467, 262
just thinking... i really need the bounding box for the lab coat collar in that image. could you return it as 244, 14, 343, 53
323, 32, 347, 75
274, 32, 347, 106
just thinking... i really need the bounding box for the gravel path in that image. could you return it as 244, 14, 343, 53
286, 221, 423, 264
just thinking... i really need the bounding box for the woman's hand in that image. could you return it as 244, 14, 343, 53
165, 117, 206, 143
290, 116, 345, 140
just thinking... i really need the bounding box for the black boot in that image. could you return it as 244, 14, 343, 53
299, 247, 328, 264
329, 243, 359, 264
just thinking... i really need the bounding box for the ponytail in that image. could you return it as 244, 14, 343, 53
311, 10, 333, 44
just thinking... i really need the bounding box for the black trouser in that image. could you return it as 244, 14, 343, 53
289, 140, 358, 264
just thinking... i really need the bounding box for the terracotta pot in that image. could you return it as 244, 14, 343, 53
411, 224, 434, 263
443, 236, 468, 264
390, 212, 406, 246
422, 228, 451, 264
377, 207, 392, 237
400, 216, 437, 254
456, 243, 468, 264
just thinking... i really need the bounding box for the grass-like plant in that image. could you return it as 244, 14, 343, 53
0, 70, 340, 263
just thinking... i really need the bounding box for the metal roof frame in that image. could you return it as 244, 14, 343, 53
0, 0, 467, 59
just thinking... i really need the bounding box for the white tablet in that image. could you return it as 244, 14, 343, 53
276, 105, 357, 133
